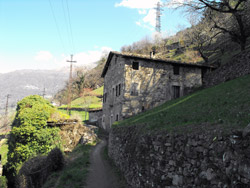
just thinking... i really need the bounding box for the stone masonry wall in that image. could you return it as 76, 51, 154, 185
204, 50, 250, 88
109, 124, 250, 188
102, 54, 126, 130
122, 58, 202, 118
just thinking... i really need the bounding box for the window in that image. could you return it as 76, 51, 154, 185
118, 84, 121, 96
103, 93, 107, 103
132, 61, 139, 70
172, 86, 180, 99
130, 83, 138, 96
116, 114, 119, 121
116, 85, 118, 97
173, 65, 180, 75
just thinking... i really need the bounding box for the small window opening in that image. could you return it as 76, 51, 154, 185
116, 114, 119, 121
118, 84, 121, 96
142, 106, 145, 112
103, 93, 107, 103
173, 65, 180, 75
132, 61, 139, 70
116, 85, 118, 97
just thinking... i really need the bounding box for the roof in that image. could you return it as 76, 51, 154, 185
88, 108, 102, 113
101, 51, 215, 78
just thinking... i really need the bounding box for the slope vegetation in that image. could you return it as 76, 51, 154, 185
114, 74, 250, 132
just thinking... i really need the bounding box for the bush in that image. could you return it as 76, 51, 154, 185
17, 148, 64, 188
47, 148, 64, 172
4, 95, 62, 187
0, 176, 7, 188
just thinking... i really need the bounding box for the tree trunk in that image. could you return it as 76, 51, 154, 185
199, 49, 209, 63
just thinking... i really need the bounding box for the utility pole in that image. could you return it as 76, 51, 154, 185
5, 94, 10, 116
154, 2, 163, 33
42, 87, 46, 98
67, 54, 77, 115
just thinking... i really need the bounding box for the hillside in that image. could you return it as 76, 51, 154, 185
58, 87, 103, 121
0, 69, 68, 114
114, 74, 250, 132
60, 86, 103, 109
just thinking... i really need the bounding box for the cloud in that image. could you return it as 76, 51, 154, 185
57, 47, 112, 69
74, 47, 112, 68
115, 0, 161, 9
143, 9, 156, 27
34, 51, 53, 62
138, 9, 147, 14
115, 0, 162, 31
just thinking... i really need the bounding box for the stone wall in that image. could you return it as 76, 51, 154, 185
109, 124, 250, 188
102, 54, 126, 130
122, 59, 202, 118
89, 109, 102, 126
48, 120, 97, 152
204, 50, 250, 88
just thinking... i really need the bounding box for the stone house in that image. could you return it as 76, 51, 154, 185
88, 109, 102, 126
101, 51, 213, 131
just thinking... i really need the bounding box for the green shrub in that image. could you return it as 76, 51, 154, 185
4, 95, 62, 187
17, 148, 64, 188
0, 176, 7, 188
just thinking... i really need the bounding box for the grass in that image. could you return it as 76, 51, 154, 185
0, 139, 8, 166
58, 109, 89, 121
42, 143, 95, 188
114, 74, 250, 132
59, 86, 103, 110
91, 86, 104, 96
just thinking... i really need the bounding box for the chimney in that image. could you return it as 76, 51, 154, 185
150, 51, 155, 58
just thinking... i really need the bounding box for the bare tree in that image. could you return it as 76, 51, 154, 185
170, 0, 250, 51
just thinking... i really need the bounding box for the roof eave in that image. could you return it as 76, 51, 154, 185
101, 52, 115, 78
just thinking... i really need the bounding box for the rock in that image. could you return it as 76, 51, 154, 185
172, 175, 183, 186
238, 160, 250, 180
200, 168, 216, 181
242, 124, 250, 138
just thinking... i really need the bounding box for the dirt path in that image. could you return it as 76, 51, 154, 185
84, 139, 120, 188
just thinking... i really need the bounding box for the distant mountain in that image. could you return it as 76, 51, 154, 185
0, 69, 68, 114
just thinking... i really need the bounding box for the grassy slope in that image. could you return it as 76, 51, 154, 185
60, 86, 103, 109
58, 87, 103, 120
43, 144, 94, 188
0, 139, 8, 165
114, 74, 250, 132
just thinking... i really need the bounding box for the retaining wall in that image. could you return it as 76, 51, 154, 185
109, 124, 250, 188
203, 50, 250, 88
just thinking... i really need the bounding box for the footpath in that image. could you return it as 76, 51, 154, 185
84, 139, 121, 188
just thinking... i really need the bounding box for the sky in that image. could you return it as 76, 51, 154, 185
0, 0, 190, 73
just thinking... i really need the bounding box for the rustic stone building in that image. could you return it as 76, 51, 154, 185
101, 51, 213, 130
88, 109, 102, 126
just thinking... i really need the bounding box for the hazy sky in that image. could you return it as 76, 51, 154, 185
0, 0, 189, 73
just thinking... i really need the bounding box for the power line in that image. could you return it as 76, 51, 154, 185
48, 0, 67, 53
61, 0, 72, 54
65, 0, 75, 54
